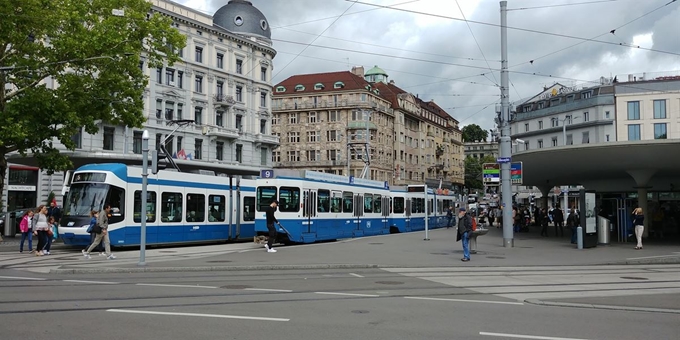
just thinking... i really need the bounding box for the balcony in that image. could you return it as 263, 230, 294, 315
255, 134, 280, 145
427, 131, 434, 137
214, 94, 236, 107
207, 126, 240, 139
435, 146, 445, 156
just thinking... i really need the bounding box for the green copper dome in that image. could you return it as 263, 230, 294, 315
365, 65, 388, 76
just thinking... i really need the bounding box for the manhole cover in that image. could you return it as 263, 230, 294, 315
206, 260, 232, 263
620, 276, 648, 281
430, 252, 449, 255
375, 281, 404, 285
369, 242, 383, 245
158, 251, 177, 253
486, 256, 506, 259
352, 310, 369, 314
221, 285, 253, 289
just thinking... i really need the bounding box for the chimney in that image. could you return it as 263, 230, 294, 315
351, 66, 364, 77
389, 80, 395, 85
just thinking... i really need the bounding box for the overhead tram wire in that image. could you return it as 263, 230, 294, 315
454, 0, 499, 86
346, 0, 680, 57
457, 100, 501, 123
271, 0, 381, 82
507, 0, 626, 11
509, 0, 679, 69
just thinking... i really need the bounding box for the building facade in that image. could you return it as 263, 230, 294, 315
271, 65, 465, 190
615, 76, 680, 142
2, 0, 278, 213
464, 141, 499, 160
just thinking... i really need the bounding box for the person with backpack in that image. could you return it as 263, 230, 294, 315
82, 204, 116, 260
83, 210, 104, 256
456, 207, 473, 262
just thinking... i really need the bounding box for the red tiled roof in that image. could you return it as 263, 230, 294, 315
274, 71, 371, 94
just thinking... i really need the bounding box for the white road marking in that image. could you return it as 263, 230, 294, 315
315, 292, 380, 297
349, 273, 364, 278
480, 331, 591, 340
244, 288, 294, 292
136, 283, 218, 289
0, 276, 47, 281
63, 280, 119, 285
405, 296, 524, 306
106, 309, 289, 322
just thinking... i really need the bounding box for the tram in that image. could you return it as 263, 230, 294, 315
59, 163, 256, 247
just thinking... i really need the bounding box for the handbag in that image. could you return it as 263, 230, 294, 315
92, 223, 102, 234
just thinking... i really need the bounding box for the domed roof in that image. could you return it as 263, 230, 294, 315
213, 0, 271, 39
365, 65, 388, 76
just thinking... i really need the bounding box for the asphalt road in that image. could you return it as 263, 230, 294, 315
1, 268, 678, 340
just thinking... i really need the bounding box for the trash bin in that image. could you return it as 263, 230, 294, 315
4, 212, 15, 237
597, 216, 611, 245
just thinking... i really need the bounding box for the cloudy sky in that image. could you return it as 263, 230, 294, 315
177, 0, 680, 131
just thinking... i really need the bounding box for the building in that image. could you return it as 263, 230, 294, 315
464, 141, 499, 160
271, 65, 465, 190
615, 76, 680, 141
510, 80, 616, 153
3, 0, 278, 213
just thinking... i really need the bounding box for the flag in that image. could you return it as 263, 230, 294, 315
176, 149, 187, 160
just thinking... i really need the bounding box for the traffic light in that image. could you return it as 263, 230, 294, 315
151, 150, 168, 174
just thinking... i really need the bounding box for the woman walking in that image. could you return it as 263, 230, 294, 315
632, 208, 645, 250
84, 210, 104, 256
32, 206, 50, 256
19, 210, 34, 253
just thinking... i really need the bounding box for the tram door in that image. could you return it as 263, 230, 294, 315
354, 194, 364, 232
381, 195, 390, 233
302, 189, 317, 234
405, 197, 412, 231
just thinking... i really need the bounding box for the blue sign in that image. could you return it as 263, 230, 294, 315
349, 176, 355, 184
497, 157, 511, 163
260, 170, 274, 178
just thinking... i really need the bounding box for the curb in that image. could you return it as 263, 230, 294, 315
525, 299, 680, 315
50, 263, 385, 274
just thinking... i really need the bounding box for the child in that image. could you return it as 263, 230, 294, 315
19, 211, 34, 253
84, 210, 104, 256
44, 216, 57, 255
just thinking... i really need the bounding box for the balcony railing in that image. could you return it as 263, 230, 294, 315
255, 134, 280, 145
208, 126, 240, 139
214, 94, 236, 106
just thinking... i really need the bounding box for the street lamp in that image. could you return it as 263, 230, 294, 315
139, 130, 149, 266
561, 116, 580, 147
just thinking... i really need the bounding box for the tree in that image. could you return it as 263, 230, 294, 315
0, 0, 186, 203
462, 124, 489, 142
464, 155, 497, 190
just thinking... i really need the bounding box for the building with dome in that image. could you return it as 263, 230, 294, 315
2, 0, 278, 218
270, 65, 465, 191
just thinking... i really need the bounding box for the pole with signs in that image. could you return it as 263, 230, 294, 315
139, 130, 149, 266
424, 184, 430, 240
499, 1, 514, 248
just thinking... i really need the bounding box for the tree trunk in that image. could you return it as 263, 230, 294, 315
0, 153, 6, 212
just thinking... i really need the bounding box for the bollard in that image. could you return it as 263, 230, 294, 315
577, 226, 583, 250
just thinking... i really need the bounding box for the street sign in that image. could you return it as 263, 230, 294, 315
511, 162, 523, 185
497, 157, 511, 163
482, 163, 500, 183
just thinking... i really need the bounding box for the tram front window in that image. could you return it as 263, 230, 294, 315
64, 183, 124, 222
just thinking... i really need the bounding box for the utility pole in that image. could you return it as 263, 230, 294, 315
499, 1, 514, 248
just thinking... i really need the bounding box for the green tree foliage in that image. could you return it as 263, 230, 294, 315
462, 124, 489, 142
0, 0, 186, 201
464, 155, 497, 190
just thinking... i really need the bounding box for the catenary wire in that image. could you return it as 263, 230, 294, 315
507, 0, 626, 11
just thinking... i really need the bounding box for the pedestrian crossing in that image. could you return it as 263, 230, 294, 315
382, 265, 680, 301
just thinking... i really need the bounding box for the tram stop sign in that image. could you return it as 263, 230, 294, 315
510, 162, 523, 185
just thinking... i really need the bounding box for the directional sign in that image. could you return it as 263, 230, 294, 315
497, 157, 511, 164
482, 163, 500, 183
510, 162, 523, 185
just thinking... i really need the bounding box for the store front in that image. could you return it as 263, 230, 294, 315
7, 165, 39, 211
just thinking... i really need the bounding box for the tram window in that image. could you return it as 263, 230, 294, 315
278, 186, 300, 213
412, 198, 424, 213
133, 191, 156, 223
243, 196, 255, 221
186, 194, 205, 222
256, 186, 277, 211
373, 194, 381, 213
443, 200, 451, 210
161, 192, 183, 223
393, 197, 404, 214
209, 195, 225, 222
106, 186, 125, 222
429, 199, 434, 214
318, 190, 330, 213
330, 192, 342, 213
364, 194, 373, 213
342, 191, 353, 213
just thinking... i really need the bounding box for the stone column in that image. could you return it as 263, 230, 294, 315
537, 185, 552, 210
627, 169, 656, 238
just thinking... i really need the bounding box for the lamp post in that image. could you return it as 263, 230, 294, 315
560, 116, 580, 211
139, 130, 149, 266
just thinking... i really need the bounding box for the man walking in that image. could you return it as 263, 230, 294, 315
82, 203, 116, 260
457, 207, 473, 262
265, 200, 279, 253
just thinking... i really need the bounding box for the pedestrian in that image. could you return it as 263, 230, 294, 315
553, 206, 564, 237
446, 206, 454, 229
32, 206, 50, 256
632, 207, 645, 250
43, 216, 57, 255
85, 210, 104, 256
82, 204, 116, 259
265, 200, 279, 253
456, 207, 473, 262
567, 207, 580, 244
47, 199, 62, 225
19, 210, 34, 253
540, 208, 549, 237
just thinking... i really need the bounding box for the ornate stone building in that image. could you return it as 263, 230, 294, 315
271, 65, 465, 190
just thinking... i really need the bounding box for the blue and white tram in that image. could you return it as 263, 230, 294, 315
389, 185, 456, 232
254, 171, 392, 243
59, 163, 257, 247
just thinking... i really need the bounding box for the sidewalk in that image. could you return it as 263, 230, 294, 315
19, 227, 676, 274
